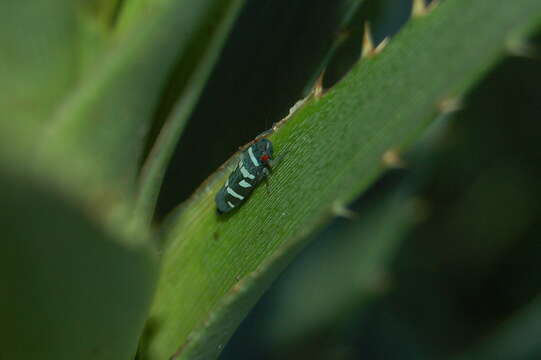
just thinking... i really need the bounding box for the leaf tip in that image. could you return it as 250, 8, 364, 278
375, 36, 390, 54
411, 0, 428, 17
506, 37, 540, 59
362, 23, 389, 58
437, 96, 463, 114
382, 149, 407, 169
412, 0, 438, 18
331, 201, 358, 220
361, 22, 375, 58
311, 70, 326, 100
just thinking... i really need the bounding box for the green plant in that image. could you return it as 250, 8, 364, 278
1, 1, 540, 359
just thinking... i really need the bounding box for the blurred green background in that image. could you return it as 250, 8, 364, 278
152, 0, 541, 358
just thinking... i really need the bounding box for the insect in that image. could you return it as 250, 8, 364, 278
215, 138, 275, 213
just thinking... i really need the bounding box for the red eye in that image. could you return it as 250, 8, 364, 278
260, 154, 270, 163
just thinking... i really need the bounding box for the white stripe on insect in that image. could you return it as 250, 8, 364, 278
240, 165, 255, 179
227, 187, 244, 200
227, 201, 235, 208
248, 147, 259, 167
239, 180, 252, 188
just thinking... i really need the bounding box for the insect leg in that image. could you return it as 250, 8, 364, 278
268, 151, 287, 169
261, 167, 271, 194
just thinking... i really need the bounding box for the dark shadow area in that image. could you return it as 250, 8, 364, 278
156, 0, 362, 220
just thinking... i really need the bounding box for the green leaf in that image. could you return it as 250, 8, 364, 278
0, 1, 81, 133
154, 233, 309, 360
39, 0, 245, 208
142, 1, 541, 359
0, 165, 158, 360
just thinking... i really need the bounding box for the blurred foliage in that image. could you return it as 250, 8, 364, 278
0, 166, 157, 359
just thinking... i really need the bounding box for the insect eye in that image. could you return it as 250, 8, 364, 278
260, 154, 270, 163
